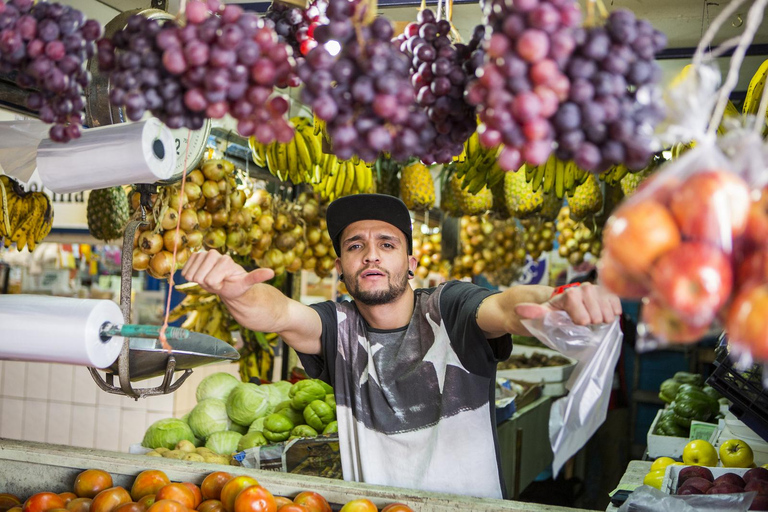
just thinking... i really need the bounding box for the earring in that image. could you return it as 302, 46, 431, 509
339, 273, 344, 280
408, 270, 414, 277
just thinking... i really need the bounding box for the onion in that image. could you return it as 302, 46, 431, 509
133, 233, 139, 248
226, 229, 246, 251
286, 258, 302, 273
274, 213, 291, 232
275, 232, 297, 251
163, 229, 188, 252
318, 255, 335, 272
188, 169, 204, 186
160, 209, 179, 231
302, 201, 319, 222
319, 218, 327, 231
202, 180, 220, 199
258, 215, 274, 233
282, 250, 296, 267
229, 189, 246, 211
197, 210, 213, 230
202, 161, 226, 181
250, 246, 265, 260
247, 225, 264, 243
313, 243, 328, 257
255, 233, 272, 251
211, 210, 229, 227
294, 239, 307, 256
290, 224, 303, 240
205, 195, 224, 212
179, 209, 199, 232
195, 196, 207, 209
175, 247, 191, 268
204, 228, 226, 249
320, 231, 332, 245
303, 256, 317, 270
228, 211, 249, 229
132, 248, 150, 271
148, 251, 174, 279
169, 192, 188, 211
184, 182, 202, 202
253, 189, 271, 208
138, 231, 163, 255
218, 179, 228, 193
186, 230, 204, 249
248, 205, 262, 219
306, 226, 321, 246
264, 248, 284, 268
130, 191, 141, 210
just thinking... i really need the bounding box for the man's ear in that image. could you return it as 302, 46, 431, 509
335, 258, 342, 277
409, 255, 418, 276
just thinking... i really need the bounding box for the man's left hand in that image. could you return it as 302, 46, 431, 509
514, 282, 622, 326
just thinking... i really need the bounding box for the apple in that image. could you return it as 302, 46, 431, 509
679, 465, 714, 484
678, 477, 713, 494
651, 242, 733, 322
669, 170, 750, 245
683, 440, 719, 467
746, 479, 768, 495
598, 250, 650, 299
736, 250, 768, 289
746, 186, 768, 247
650, 457, 677, 473
602, 200, 681, 276
677, 486, 704, 495
750, 495, 768, 510
727, 283, 768, 359
713, 472, 746, 488
339, 500, 377, 512
706, 483, 745, 494
643, 470, 665, 490
747, 467, 768, 484
720, 439, 755, 468
642, 298, 711, 344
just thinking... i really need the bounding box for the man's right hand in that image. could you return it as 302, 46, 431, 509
182, 250, 275, 301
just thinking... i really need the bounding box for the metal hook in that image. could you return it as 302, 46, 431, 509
733, 13, 744, 27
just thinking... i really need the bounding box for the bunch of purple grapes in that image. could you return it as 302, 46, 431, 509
299, 0, 424, 162
465, 0, 582, 171
265, 0, 327, 66
0, 0, 102, 142
98, 0, 295, 143
552, 9, 666, 171
393, 9, 476, 164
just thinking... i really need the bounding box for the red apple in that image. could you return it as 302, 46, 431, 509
677, 486, 704, 495
603, 200, 681, 276
713, 473, 746, 489
679, 477, 713, 494
651, 242, 733, 323
736, 250, 768, 289
727, 283, 768, 359
642, 298, 711, 344
745, 467, 768, 484
746, 186, 768, 247
750, 494, 768, 510
598, 250, 650, 299
670, 170, 750, 245
706, 483, 744, 494
746, 479, 768, 495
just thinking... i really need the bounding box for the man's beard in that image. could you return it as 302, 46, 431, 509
346, 268, 409, 306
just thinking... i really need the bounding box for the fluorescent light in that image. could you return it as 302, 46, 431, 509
325, 40, 341, 56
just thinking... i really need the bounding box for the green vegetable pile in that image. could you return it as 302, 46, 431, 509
655, 372, 723, 438
140, 373, 337, 458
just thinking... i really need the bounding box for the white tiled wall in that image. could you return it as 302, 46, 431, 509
0, 360, 241, 453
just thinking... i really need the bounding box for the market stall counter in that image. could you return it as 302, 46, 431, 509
0, 437, 593, 512
605, 460, 653, 511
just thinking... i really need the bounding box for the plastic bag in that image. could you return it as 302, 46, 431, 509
618, 485, 754, 512
522, 311, 623, 478
0, 120, 50, 183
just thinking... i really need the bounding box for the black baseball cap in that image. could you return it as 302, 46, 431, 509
326, 194, 413, 255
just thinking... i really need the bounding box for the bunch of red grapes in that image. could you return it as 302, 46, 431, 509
265, 0, 327, 65
465, 0, 582, 171
552, 9, 667, 171
0, 0, 102, 142
299, 0, 424, 162
98, 0, 294, 143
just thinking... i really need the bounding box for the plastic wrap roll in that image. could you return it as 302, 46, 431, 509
37, 118, 176, 194
0, 295, 124, 368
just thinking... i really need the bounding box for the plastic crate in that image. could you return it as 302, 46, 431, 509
706, 345, 768, 443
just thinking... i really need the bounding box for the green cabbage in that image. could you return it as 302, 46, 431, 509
238, 431, 268, 451
196, 372, 240, 402
248, 417, 266, 433
187, 398, 231, 440
271, 380, 292, 398
205, 430, 243, 455
142, 418, 196, 450
226, 383, 272, 426
265, 384, 288, 409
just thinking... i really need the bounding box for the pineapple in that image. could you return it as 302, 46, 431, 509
450, 172, 492, 215
490, 179, 511, 219
440, 172, 462, 216
504, 167, 546, 219
539, 191, 563, 221
400, 162, 435, 211
374, 156, 401, 197
87, 187, 130, 241
568, 174, 603, 221
620, 167, 654, 197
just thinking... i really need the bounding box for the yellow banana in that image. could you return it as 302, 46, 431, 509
343, 161, 356, 194
276, 141, 288, 174
335, 161, 348, 197
554, 158, 565, 199
743, 59, 768, 116
294, 131, 313, 177
542, 156, 556, 194
563, 161, 575, 196
355, 160, 367, 192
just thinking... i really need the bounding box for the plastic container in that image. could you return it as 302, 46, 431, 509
647, 409, 689, 459
497, 346, 577, 397
661, 464, 751, 495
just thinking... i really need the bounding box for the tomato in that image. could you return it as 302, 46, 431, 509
200, 473, 233, 502
57, 495, 76, 507
277, 506, 307, 512
292, 493, 330, 512
339, 500, 378, 512
219, 477, 258, 512
8, 508, 21, 512
136, 496, 155, 511
23, 493, 66, 512
197, 500, 224, 512
0, 494, 21, 512
146, 500, 187, 512
233, 486, 275, 512
181, 484, 202, 509
155, 484, 195, 510
131, 471, 171, 502
90, 488, 131, 512
273, 498, 292, 511
381, 505, 413, 512
113, 505, 146, 512
74, 471, 114, 499
65, 498, 91, 512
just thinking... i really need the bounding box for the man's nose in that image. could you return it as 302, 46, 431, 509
363, 246, 380, 263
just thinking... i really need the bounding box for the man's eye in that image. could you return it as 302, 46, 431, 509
348, 244, 361, 250
383, 243, 394, 248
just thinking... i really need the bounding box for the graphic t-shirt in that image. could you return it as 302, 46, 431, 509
298, 281, 513, 499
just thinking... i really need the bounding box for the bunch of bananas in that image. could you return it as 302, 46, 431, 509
0, 175, 54, 251
168, 282, 236, 345
249, 116, 324, 184
313, 153, 374, 202
454, 132, 504, 194
239, 329, 279, 383
742, 59, 768, 120
525, 156, 589, 198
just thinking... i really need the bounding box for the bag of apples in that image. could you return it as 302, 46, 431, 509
599, 132, 768, 360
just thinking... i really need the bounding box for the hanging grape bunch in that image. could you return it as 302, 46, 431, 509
299, 0, 425, 162
465, 0, 582, 171
0, 0, 102, 142
552, 9, 666, 171
393, 9, 477, 164
265, 0, 327, 76
97, 0, 295, 143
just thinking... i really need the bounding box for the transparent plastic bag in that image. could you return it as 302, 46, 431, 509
618, 485, 755, 512
521, 311, 622, 477
0, 120, 50, 183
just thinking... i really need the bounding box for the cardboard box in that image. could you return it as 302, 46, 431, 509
647, 409, 689, 459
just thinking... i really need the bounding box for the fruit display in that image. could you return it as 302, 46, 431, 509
0, 175, 54, 251
97, 0, 294, 140
168, 282, 236, 345
521, 218, 556, 261
654, 373, 721, 438
265, 0, 326, 63
411, 226, 446, 280
503, 166, 562, 220
239, 329, 279, 383
399, 161, 435, 211
250, 116, 325, 184
556, 206, 602, 265
448, 170, 493, 216
372, 155, 401, 197
312, 153, 374, 202
524, 155, 590, 200
87, 186, 130, 242
295, 192, 336, 278
452, 132, 504, 197
0, 0, 102, 142
566, 174, 602, 221
674, 464, 768, 508
452, 215, 524, 280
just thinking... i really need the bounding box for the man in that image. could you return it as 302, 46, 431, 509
182, 194, 621, 500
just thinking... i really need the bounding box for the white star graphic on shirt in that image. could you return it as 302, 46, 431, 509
336, 309, 348, 361
359, 335, 383, 388
423, 314, 469, 394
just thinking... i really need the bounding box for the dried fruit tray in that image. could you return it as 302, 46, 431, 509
496, 346, 577, 385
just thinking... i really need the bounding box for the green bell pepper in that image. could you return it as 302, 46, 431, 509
659, 378, 682, 404
262, 413, 294, 443
674, 372, 703, 387
303, 399, 336, 431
